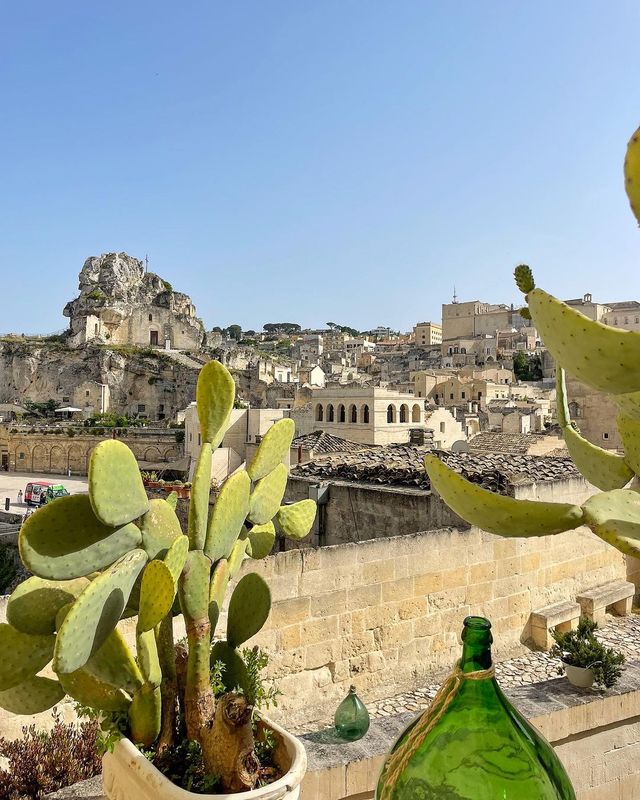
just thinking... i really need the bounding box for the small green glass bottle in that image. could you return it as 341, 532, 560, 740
335, 685, 370, 741
376, 616, 575, 799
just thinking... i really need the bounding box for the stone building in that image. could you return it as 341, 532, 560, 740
413, 321, 442, 346
310, 386, 427, 445
441, 299, 529, 341
63, 252, 205, 351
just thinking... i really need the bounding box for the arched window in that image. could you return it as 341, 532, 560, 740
400, 404, 409, 423
412, 403, 421, 422
361, 404, 370, 424
338, 404, 346, 423
387, 404, 396, 423
315, 403, 324, 422
440, 421, 446, 433
460, 347, 466, 354
327, 404, 335, 422
349, 404, 357, 423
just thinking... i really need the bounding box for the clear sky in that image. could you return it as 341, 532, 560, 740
1, 2, 639, 335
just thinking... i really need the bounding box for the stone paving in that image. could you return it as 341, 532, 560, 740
367, 612, 640, 718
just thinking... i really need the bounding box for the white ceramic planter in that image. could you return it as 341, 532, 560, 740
563, 662, 595, 689
102, 717, 307, 800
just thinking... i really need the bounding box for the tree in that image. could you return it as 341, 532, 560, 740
513, 351, 543, 382
226, 325, 242, 341
263, 322, 301, 334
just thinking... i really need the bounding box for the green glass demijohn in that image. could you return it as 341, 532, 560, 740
376, 616, 575, 800
335, 684, 370, 741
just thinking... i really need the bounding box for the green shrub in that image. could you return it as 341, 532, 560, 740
550, 616, 625, 688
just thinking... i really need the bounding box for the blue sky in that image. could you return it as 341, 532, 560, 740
1, 2, 639, 334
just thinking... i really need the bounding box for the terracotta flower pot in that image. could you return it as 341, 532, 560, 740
563, 661, 595, 689
102, 717, 306, 800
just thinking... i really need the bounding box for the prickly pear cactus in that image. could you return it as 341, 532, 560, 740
425, 125, 640, 560
1, 358, 316, 793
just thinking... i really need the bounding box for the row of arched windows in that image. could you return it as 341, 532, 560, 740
315, 402, 422, 424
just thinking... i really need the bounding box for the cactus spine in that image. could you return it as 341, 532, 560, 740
1, 359, 315, 792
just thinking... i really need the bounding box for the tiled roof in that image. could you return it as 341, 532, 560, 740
469, 432, 541, 454
291, 430, 374, 455
291, 445, 580, 493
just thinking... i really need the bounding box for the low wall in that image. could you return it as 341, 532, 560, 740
0, 519, 630, 738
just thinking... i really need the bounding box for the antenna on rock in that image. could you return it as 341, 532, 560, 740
452, 286, 458, 304
145, 254, 149, 273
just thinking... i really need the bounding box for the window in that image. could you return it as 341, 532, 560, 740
338, 404, 346, 423
198, 433, 201, 445
440, 422, 446, 433
412, 404, 421, 423
94, 323, 99, 335
86, 390, 90, 397
400, 404, 408, 423
362, 404, 370, 424
19, 452, 25, 460
603, 432, 609, 440
386, 404, 396, 423
149, 314, 153, 322
138, 404, 146, 413
327, 404, 335, 422
349, 404, 357, 423
315, 404, 324, 422
461, 392, 466, 399
450, 393, 454, 400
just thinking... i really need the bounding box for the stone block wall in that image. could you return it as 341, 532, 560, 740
230, 522, 629, 730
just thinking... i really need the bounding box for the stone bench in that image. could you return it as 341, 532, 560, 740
577, 580, 635, 626
530, 600, 581, 650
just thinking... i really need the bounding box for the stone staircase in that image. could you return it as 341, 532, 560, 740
162, 350, 208, 371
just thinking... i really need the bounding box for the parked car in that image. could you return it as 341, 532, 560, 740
24, 481, 52, 506
42, 484, 70, 504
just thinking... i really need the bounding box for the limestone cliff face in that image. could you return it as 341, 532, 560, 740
63, 252, 205, 350
0, 340, 199, 420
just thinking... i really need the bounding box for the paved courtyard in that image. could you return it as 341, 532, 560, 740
0, 471, 88, 515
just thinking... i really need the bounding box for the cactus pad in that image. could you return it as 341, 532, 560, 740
276, 500, 317, 539
165, 491, 178, 510
137, 628, 162, 687
0, 624, 55, 691
140, 498, 183, 561
527, 288, 640, 394
424, 454, 584, 536
618, 413, 640, 476
164, 535, 189, 584
556, 368, 633, 490
210, 641, 250, 695
196, 360, 236, 447
227, 573, 271, 648
54, 549, 147, 674
247, 522, 276, 559
179, 551, 212, 621
129, 684, 162, 746
138, 560, 176, 632
228, 537, 249, 578
59, 667, 131, 713
583, 489, 640, 557
248, 463, 288, 525
514, 264, 535, 294
247, 418, 295, 481
615, 391, 640, 421
205, 470, 251, 562
7, 576, 89, 635
20, 494, 142, 581
624, 124, 640, 226
0, 676, 65, 715
209, 559, 229, 633
188, 442, 213, 549
88, 440, 149, 527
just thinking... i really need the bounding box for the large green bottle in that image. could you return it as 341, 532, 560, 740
376, 616, 575, 800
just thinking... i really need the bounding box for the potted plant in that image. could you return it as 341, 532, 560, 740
549, 617, 625, 689
0, 361, 317, 798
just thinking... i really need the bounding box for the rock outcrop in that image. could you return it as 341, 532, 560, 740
63, 252, 205, 350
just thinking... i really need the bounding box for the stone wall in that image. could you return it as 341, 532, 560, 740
232, 521, 629, 730
4, 428, 182, 474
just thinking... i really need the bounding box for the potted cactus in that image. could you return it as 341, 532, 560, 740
549, 617, 625, 690
0, 361, 317, 798
422, 126, 640, 600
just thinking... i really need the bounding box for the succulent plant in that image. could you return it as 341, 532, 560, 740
425, 124, 640, 561
2, 360, 316, 792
